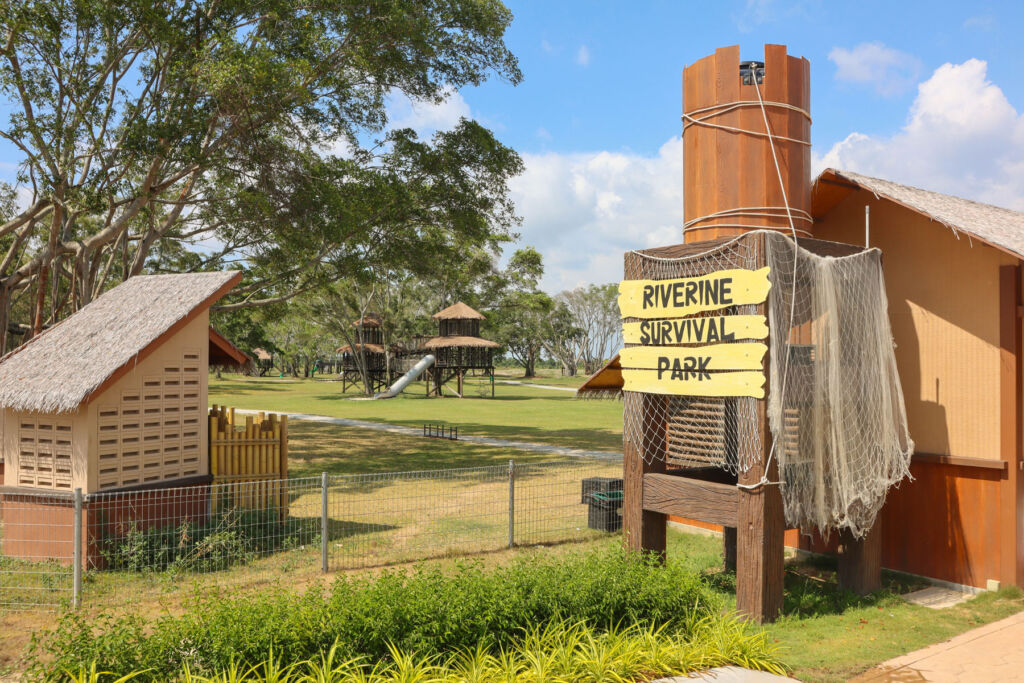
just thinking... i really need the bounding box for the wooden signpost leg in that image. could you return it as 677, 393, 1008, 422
838, 523, 882, 595
736, 455, 784, 623
623, 393, 667, 562
723, 527, 738, 571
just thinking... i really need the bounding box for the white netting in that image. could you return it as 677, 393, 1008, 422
622, 230, 914, 538
764, 231, 913, 537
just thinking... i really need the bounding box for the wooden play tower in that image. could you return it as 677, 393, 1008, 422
422, 302, 499, 397
338, 313, 392, 393
622, 45, 883, 623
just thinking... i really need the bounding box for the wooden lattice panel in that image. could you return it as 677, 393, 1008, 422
96, 348, 203, 489
17, 417, 73, 489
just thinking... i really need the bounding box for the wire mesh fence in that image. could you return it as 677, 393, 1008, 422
0, 456, 623, 611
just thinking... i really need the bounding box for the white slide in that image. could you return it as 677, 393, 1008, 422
374, 354, 436, 399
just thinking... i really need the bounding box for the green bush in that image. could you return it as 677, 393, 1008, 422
97, 507, 318, 573
33, 547, 724, 681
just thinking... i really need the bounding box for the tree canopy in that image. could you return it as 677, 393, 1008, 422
0, 0, 522, 351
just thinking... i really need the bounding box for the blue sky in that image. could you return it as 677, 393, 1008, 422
424, 0, 1024, 291
4, 1, 1023, 292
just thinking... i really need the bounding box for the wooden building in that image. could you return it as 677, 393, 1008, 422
0, 271, 243, 493
808, 169, 1024, 591
421, 302, 499, 397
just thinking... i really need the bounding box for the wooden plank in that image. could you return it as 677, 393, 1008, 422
622, 368, 765, 398
913, 452, 1008, 472
622, 315, 768, 345
642, 472, 738, 526
621, 343, 767, 372
618, 267, 771, 318
999, 264, 1023, 588
623, 393, 667, 561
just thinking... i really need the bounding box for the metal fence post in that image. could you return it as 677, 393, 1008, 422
507, 460, 515, 548
72, 488, 82, 609
321, 472, 329, 573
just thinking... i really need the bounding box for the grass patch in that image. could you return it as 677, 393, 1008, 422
284, 420, 559, 478
208, 375, 623, 452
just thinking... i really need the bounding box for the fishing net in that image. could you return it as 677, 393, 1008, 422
622, 230, 914, 538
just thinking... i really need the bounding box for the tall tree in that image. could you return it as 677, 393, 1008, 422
558, 283, 620, 374
0, 0, 521, 351
489, 247, 549, 378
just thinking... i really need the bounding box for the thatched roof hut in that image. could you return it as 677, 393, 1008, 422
432, 302, 485, 320
422, 336, 499, 350
0, 271, 241, 493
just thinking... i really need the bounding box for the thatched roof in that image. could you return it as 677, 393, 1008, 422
432, 302, 485, 320
253, 347, 273, 361
0, 271, 241, 413
351, 313, 382, 328
336, 342, 387, 354
814, 169, 1024, 258
422, 335, 499, 349
575, 354, 623, 400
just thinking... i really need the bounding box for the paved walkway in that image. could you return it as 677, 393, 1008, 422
235, 409, 621, 460
655, 667, 798, 682
852, 610, 1024, 682
496, 379, 579, 392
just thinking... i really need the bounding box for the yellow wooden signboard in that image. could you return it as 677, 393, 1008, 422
622, 368, 765, 398
620, 343, 767, 372
618, 267, 771, 319
621, 315, 768, 345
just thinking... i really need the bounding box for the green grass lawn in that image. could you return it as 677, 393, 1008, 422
285, 420, 562, 477
209, 374, 623, 451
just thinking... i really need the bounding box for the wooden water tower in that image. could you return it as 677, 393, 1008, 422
622, 45, 881, 623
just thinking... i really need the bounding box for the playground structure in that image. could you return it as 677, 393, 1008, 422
343, 302, 499, 399
420, 302, 499, 397
337, 313, 394, 393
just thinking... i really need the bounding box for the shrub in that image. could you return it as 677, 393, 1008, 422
60, 619, 787, 682
33, 547, 725, 681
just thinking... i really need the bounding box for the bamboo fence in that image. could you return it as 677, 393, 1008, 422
208, 405, 288, 512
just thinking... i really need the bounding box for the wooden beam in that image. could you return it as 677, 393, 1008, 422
623, 393, 667, 562
999, 264, 1023, 588
913, 452, 1008, 472
837, 524, 882, 595
642, 473, 738, 526
735, 232, 784, 624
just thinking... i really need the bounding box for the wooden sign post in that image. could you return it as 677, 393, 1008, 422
620, 237, 784, 624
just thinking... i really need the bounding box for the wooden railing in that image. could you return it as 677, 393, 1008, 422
208, 406, 289, 510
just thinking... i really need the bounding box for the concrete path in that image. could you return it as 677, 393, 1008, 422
235, 409, 621, 460
655, 667, 798, 682
496, 379, 579, 393
852, 610, 1024, 681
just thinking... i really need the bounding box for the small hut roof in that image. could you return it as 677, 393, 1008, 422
209, 327, 251, 367
351, 313, 383, 328
432, 302, 485, 320
0, 271, 241, 413
813, 169, 1024, 258
336, 342, 387, 354
422, 335, 499, 349
253, 347, 273, 361
575, 354, 623, 400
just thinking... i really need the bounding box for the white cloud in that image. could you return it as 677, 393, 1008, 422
536, 127, 552, 141
509, 138, 683, 292
387, 87, 471, 135
814, 58, 1024, 210
828, 42, 921, 96
963, 15, 995, 31
732, 0, 814, 33
540, 39, 557, 55
576, 45, 591, 67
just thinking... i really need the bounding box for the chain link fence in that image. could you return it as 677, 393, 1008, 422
0, 457, 623, 611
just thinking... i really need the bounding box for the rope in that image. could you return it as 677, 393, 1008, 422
734, 70, 801, 491
682, 99, 812, 147
683, 207, 814, 238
